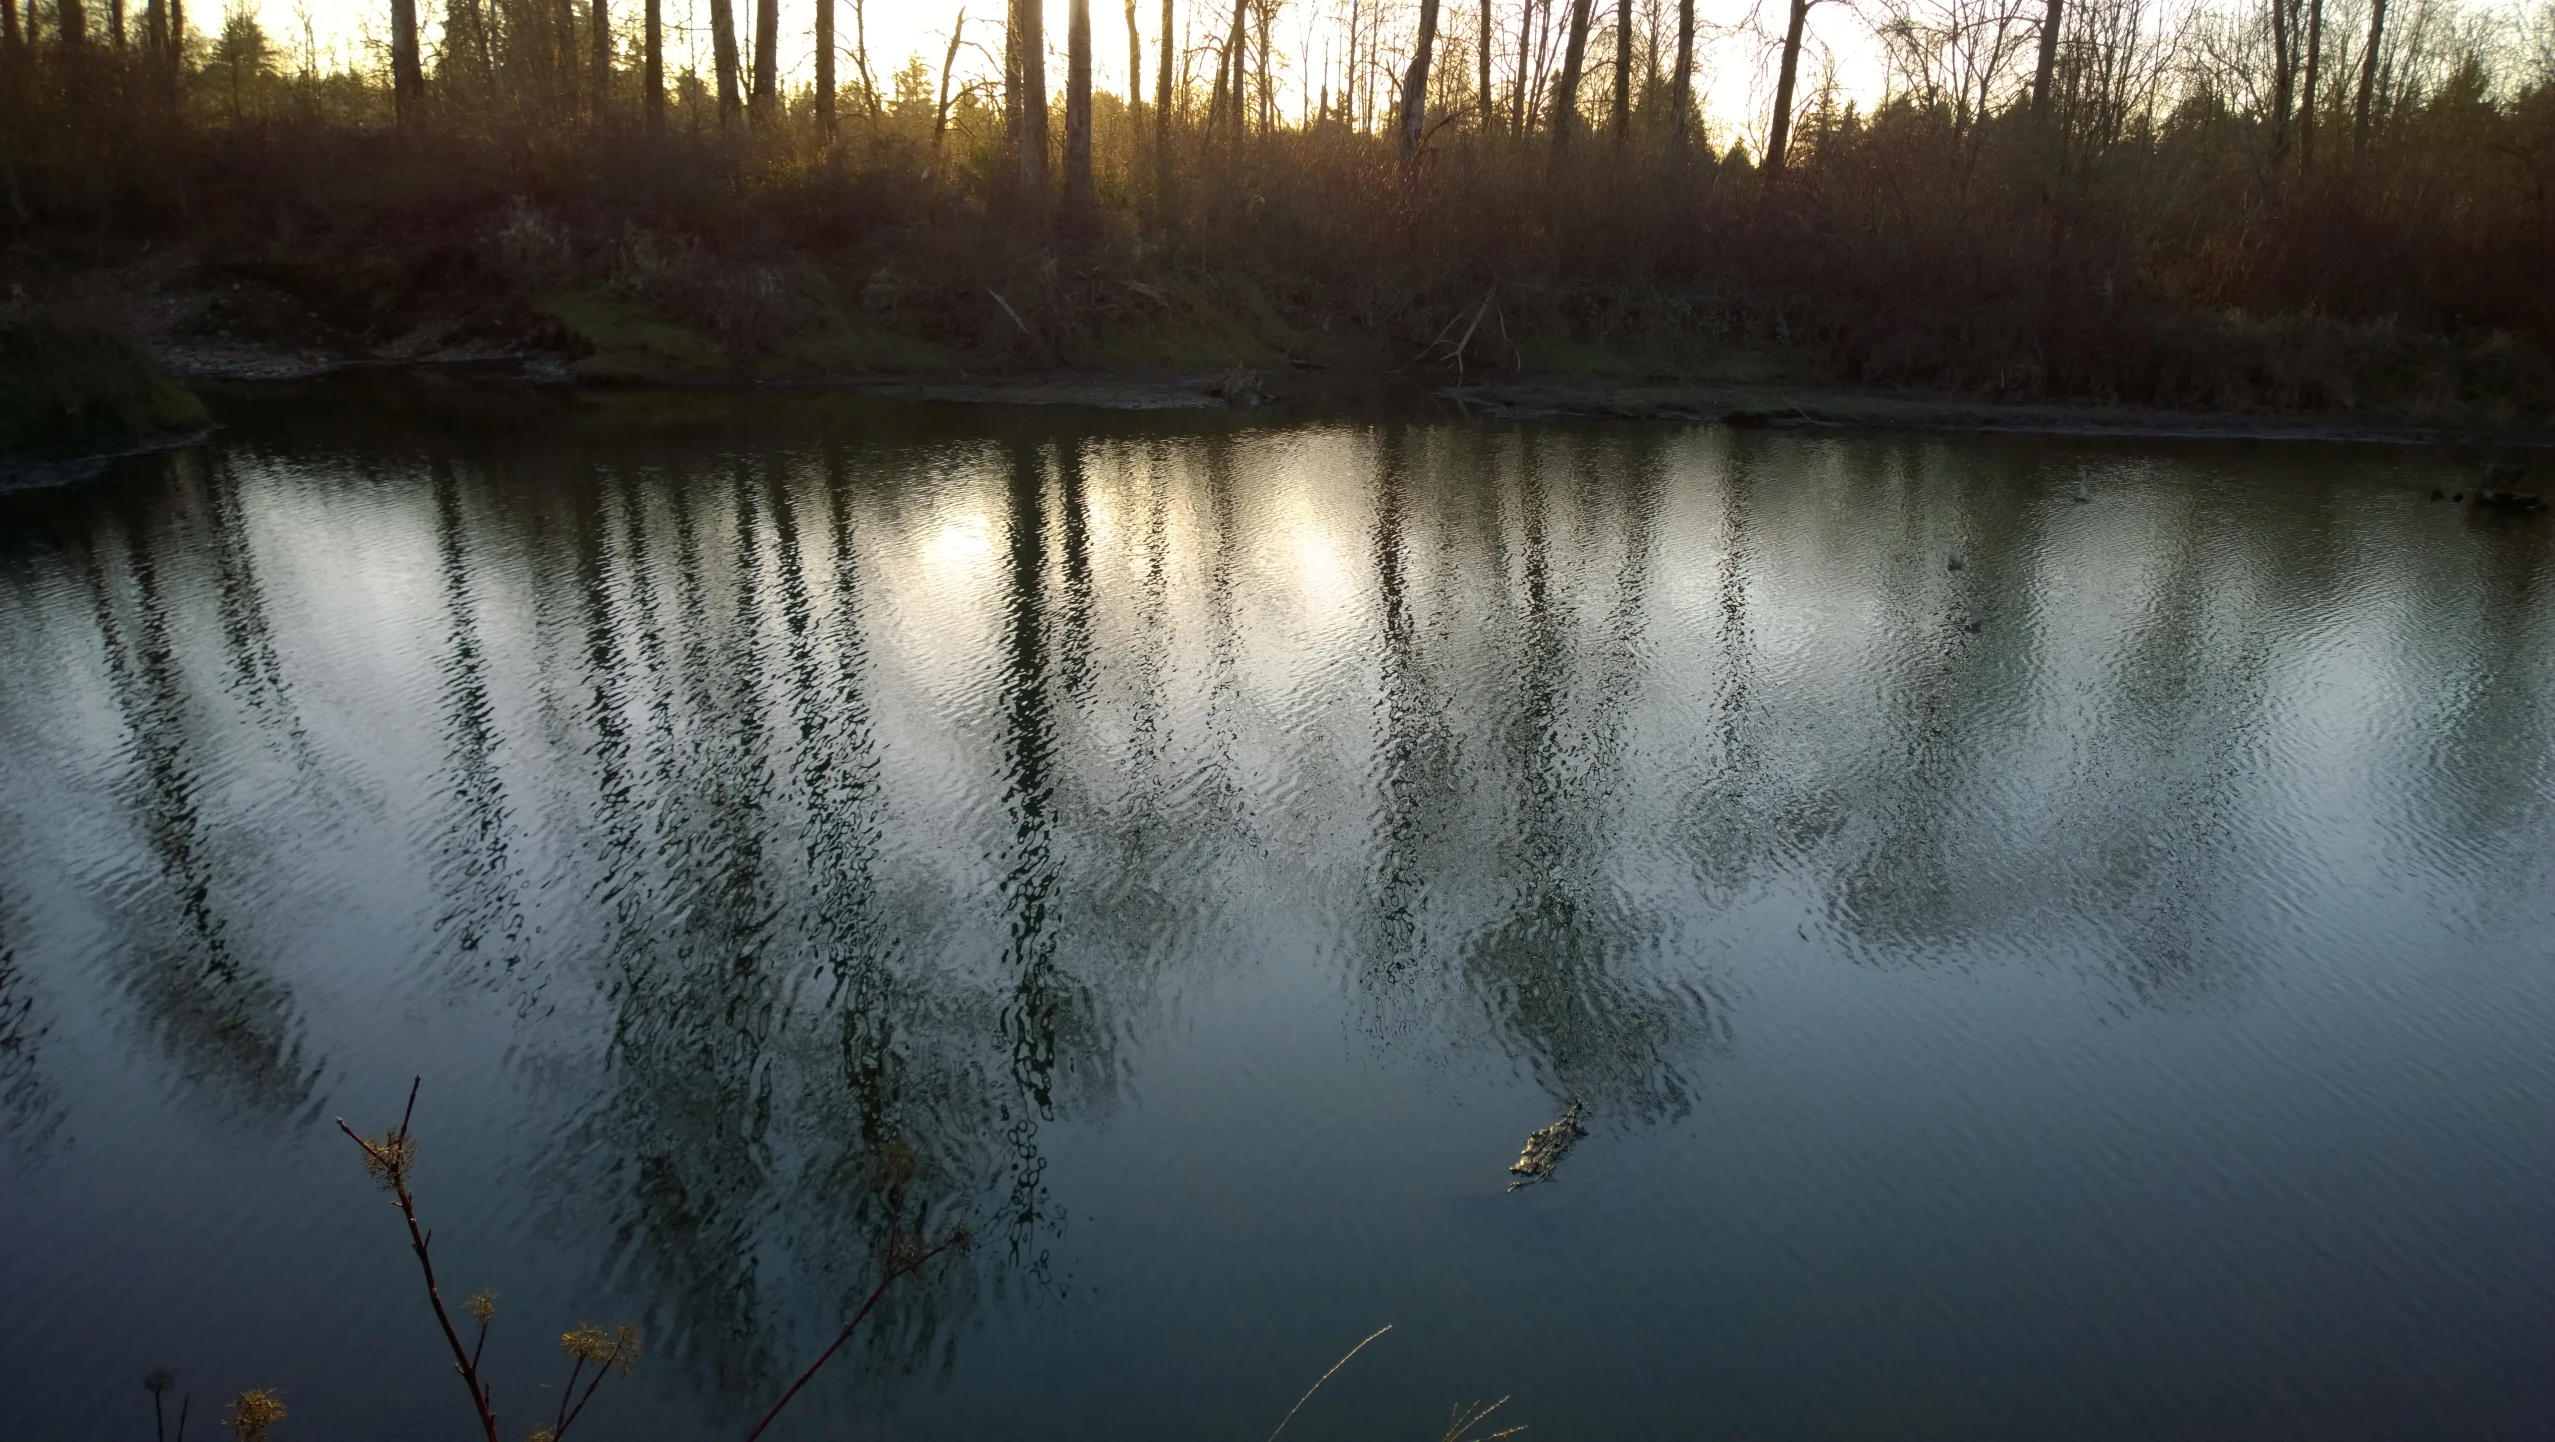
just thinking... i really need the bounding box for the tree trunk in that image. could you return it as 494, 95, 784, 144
1014, 0, 1048, 208
61, 0, 86, 46
1671, 0, 1693, 141
644, 0, 661, 127
1762, 0, 1809, 178
167, 0, 181, 79
854, 0, 878, 119
934, 8, 964, 149
1398, 0, 1439, 161
815, 0, 833, 128
1613, 0, 1631, 143
1215, 0, 1246, 131
2351, 0, 2385, 152
5, 0, 24, 51
2299, 0, 2322, 169
1502, 0, 1522, 135
555, 0, 577, 110
389, 0, 421, 119
1478, 0, 1491, 127
711, 0, 740, 122
2269, 0, 2295, 167
1154, 0, 1171, 127
1124, 0, 1139, 120
1549, 0, 1594, 151
110, 0, 123, 47
751, 0, 776, 119
590, 0, 609, 113
1066, 0, 1092, 220
2030, 0, 2061, 112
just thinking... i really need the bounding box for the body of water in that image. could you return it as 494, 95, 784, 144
2, 388, 2550, 1440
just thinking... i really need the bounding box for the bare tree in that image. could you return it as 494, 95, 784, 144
3, 0, 20, 52
1763, 0, 1811, 176
1014, 0, 1048, 207
1067, 0, 1093, 220
1480, 0, 1493, 125
1400, 0, 1442, 159
853, 0, 879, 118
711, 0, 741, 121
934, 8, 966, 150
389, 0, 421, 120
645, 0, 662, 126
60, 0, 84, 46
1614, 0, 1632, 142
751, 0, 777, 119
1551, 0, 1596, 150
1125, 0, 1140, 119
591, 0, 609, 113
2352, 0, 2385, 151
2298, 0, 2322, 167
817, 0, 834, 127
1671, 0, 1695, 139
2031, 0, 2063, 110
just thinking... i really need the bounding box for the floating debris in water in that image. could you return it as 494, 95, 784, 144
1964, 610, 1983, 634
1946, 553, 1965, 571
1507, 1102, 1588, 1190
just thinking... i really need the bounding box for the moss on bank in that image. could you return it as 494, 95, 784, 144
1, 309, 209, 454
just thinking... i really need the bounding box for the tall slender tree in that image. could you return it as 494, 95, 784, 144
935, 9, 966, 149
2299, 0, 2323, 168
1398, 0, 1441, 160
711, 0, 741, 121
1478, 0, 1492, 126
1763, 0, 1811, 178
1550, 0, 1596, 151
2031, 0, 2062, 113
591, 0, 610, 113
1124, 0, 1139, 120
645, 0, 662, 127
60, 0, 85, 46
1614, 0, 1632, 142
1014, 0, 1048, 208
2352, 0, 2386, 152
6, 0, 25, 50
853, 0, 878, 118
389, 0, 421, 119
1066, 0, 1093, 220
816, 0, 835, 128
751, 0, 777, 119
1670, 0, 1694, 141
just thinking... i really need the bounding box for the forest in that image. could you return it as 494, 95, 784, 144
2, 0, 2552, 446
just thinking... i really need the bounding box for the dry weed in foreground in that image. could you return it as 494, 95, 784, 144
338, 1078, 640, 1442
220, 1389, 286, 1442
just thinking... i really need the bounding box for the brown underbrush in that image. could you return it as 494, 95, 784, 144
3, 40, 2550, 421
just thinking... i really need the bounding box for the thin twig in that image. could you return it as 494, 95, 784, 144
337, 1078, 500, 1442
1265, 1324, 1392, 1442
742, 1219, 969, 1442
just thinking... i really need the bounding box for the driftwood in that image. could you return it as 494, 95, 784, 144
1506, 1101, 1587, 1190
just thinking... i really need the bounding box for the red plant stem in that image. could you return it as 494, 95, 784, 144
742, 1230, 965, 1442
338, 1078, 500, 1442
554, 1341, 622, 1442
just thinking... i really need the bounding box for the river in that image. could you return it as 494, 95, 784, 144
2, 385, 2549, 1440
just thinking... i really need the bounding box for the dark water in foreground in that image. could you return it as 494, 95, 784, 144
1, 390, 2550, 1441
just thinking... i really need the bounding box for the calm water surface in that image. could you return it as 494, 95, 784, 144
1, 389, 2550, 1440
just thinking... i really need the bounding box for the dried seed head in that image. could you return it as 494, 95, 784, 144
223, 1388, 286, 1442
144, 1367, 176, 1396
357, 1131, 416, 1188
466, 1289, 498, 1326
561, 1321, 642, 1374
